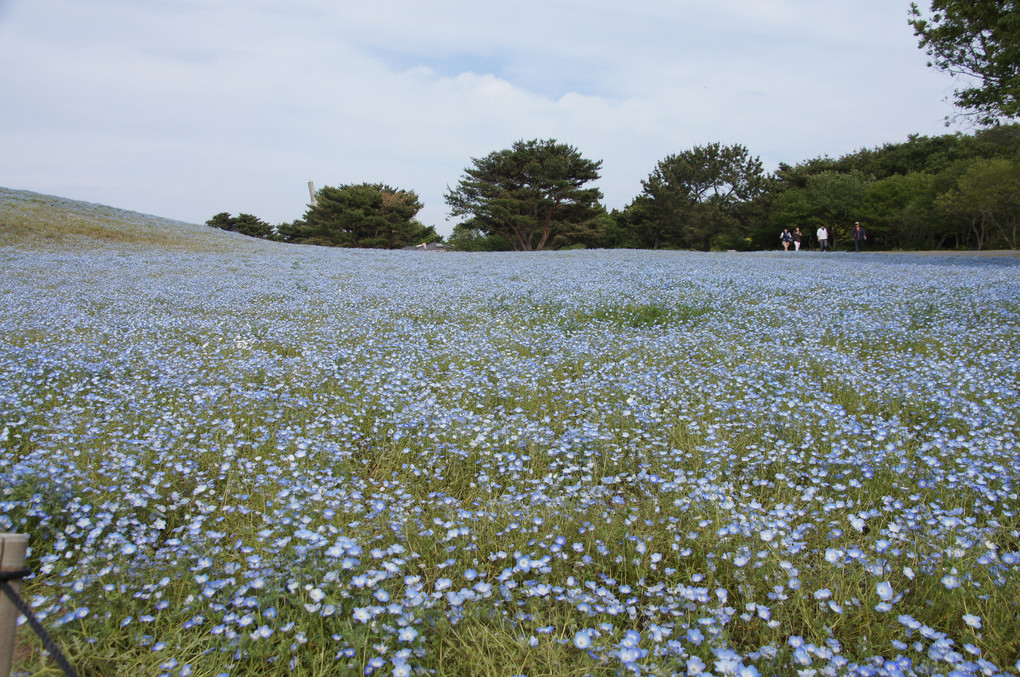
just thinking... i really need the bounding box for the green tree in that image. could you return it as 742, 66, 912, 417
766, 170, 873, 248
803, 170, 874, 247
768, 185, 817, 247
616, 197, 668, 249
205, 212, 273, 239
639, 143, 770, 251
445, 139, 603, 251
762, 125, 1020, 250
282, 183, 436, 248
863, 172, 938, 249
206, 212, 234, 231
445, 221, 513, 252
232, 213, 273, 239
601, 208, 640, 249
936, 157, 1020, 249
549, 206, 617, 249
909, 0, 1020, 124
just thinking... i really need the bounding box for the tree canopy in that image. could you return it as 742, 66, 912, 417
909, 0, 1020, 124
205, 212, 273, 239
444, 139, 603, 251
763, 124, 1020, 250
634, 143, 770, 250
280, 183, 436, 248
205, 126, 1018, 254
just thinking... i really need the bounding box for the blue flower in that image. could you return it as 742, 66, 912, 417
962, 613, 982, 629
573, 629, 592, 650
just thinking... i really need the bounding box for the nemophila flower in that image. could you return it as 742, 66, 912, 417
686, 656, 707, 674
876, 581, 894, 601
574, 629, 592, 650
962, 613, 982, 629
824, 548, 843, 564
251, 625, 273, 639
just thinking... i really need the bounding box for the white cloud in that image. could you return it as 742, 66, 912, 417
0, 0, 960, 235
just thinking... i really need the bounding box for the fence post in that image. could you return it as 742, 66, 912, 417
0, 533, 28, 677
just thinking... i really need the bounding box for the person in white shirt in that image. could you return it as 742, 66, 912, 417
816, 225, 829, 252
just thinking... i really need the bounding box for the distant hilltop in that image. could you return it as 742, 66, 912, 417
0, 186, 272, 252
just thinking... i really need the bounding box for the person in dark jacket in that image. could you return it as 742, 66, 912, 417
852, 222, 867, 252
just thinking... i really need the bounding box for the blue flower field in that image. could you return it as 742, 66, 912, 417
2, 190, 1019, 676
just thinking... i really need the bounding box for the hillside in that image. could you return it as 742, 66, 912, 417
0, 186, 270, 252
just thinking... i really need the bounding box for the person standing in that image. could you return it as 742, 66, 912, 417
781, 228, 793, 251
793, 227, 802, 251
852, 222, 867, 252
816, 225, 829, 252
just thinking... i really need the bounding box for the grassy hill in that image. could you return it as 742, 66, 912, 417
0, 186, 266, 252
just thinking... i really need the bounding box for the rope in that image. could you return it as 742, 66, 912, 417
0, 568, 79, 677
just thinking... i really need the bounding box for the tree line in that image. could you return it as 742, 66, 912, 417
208, 0, 1018, 252
209, 126, 1020, 252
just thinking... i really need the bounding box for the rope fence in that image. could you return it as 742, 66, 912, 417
1, 534, 78, 677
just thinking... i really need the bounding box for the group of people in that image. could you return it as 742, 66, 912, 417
780, 222, 867, 252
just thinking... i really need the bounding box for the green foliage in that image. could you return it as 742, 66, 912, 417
205, 212, 274, 239
770, 169, 875, 247
615, 196, 666, 249
205, 211, 234, 231
549, 206, 618, 250
569, 302, 711, 329
445, 139, 603, 251
634, 143, 770, 251
804, 170, 874, 246
766, 125, 1020, 250
909, 0, 1020, 124
863, 172, 941, 249
936, 157, 1020, 249
280, 183, 437, 249
598, 209, 640, 249
446, 221, 513, 252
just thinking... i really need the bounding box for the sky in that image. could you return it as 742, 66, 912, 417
0, 0, 962, 237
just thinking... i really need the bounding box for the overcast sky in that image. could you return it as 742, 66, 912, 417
0, 0, 960, 236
